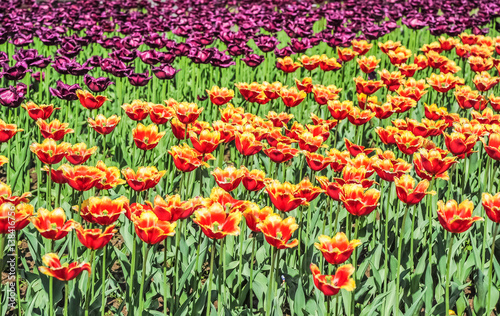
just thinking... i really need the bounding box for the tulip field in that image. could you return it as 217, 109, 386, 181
4, 0, 500, 315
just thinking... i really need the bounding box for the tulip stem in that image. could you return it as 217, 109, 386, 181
47, 165, 52, 210
427, 178, 435, 266
173, 220, 182, 311
101, 245, 107, 316
128, 236, 137, 310
297, 205, 304, 272
55, 183, 62, 209
16, 232, 21, 316
249, 237, 256, 312
85, 249, 96, 316
163, 238, 169, 316
445, 233, 455, 316
333, 201, 341, 233
482, 157, 492, 269
351, 215, 360, 315
64, 282, 69, 316
206, 239, 216, 316
236, 220, 246, 300
486, 223, 499, 315
326, 295, 331, 316
410, 203, 417, 281
49, 275, 53, 316
382, 182, 392, 311
395, 203, 410, 316
138, 244, 150, 314
266, 247, 278, 316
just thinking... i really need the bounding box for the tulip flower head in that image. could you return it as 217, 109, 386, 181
257, 214, 299, 249
76, 89, 108, 110
482, 192, 500, 223
31, 207, 77, 240
314, 233, 361, 265
132, 211, 177, 245
122, 166, 166, 191
0, 203, 33, 234
22, 101, 59, 121
30, 139, 71, 165
88, 114, 121, 135
77, 196, 128, 226
75, 224, 117, 250
265, 180, 308, 213
395, 175, 436, 205
340, 184, 380, 216
39, 253, 91, 282
437, 199, 483, 233
310, 263, 355, 296
193, 202, 242, 239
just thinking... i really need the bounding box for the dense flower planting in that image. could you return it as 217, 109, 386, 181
2, 0, 500, 316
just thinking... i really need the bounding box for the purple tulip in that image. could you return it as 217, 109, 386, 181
152, 64, 180, 80
241, 54, 265, 67
0, 52, 8, 65
274, 46, 293, 58
139, 49, 164, 65
1, 62, 31, 81
84, 74, 114, 93
127, 72, 153, 87
101, 58, 133, 77
109, 48, 137, 63
0, 85, 25, 108
86, 56, 103, 68
11, 33, 33, 47
49, 80, 81, 101
57, 40, 82, 58
255, 36, 280, 53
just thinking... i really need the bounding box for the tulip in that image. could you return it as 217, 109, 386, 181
132, 211, 177, 244
206, 86, 234, 106
378, 69, 404, 91
314, 233, 361, 265
235, 132, 263, 156
31, 207, 76, 240
395, 175, 436, 205
280, 87, 307, 108
304, 152, 334, 172
379, 40, 401, 53
482, 133, 500, 160
76, 90, 108, 110
168, 143, 208, 172
319, 55, 342, 71
49, 80, 81, 101
76, 196, 128, 226
30, 139, 71, 165
132, 123, 166, 151
352, 40, 373, 55
356, 56, 380, 73
0, 119, 23, 143
88, 114, 121, 135
0, 203, 33, 233
276, 56, 302, 73
65, 143, 97, 165
473, 72, 500, 92
153, 195, 202, 222
39, 253, 91, 281
257, 214, 299, 249
265, 180, 307, 213
122, 166, 166, 191
0, 85, 26, 108
36, 119, 74, 141
94, 160, 126, 190
83, 74, 114, 93
340, 184, 380, 216
310, 263, 355, 296
190, 130, 223, 154
394, 131, 425, 155
193, 202, 242, 239
173, 102, 203, 125
122, 100, 150, 121
437, 199, 483, 233
416, 148, 458, 177
353, 76, 384, 95
326, 149, 350, 172
372, 159, 412, 182
22, 101, 59, 121
75, 224, 117, 250
211, 166, 245, 192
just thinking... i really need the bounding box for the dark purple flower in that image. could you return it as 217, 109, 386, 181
172, 42, 192, 56
66, 60, 93, 76
274, 46, 293, 58
0, 85, 25, 108
152, 64, 180, 80
11, 34, 33, 47
189, 48, 213, 64
101, 59, 133, 78
241, 54, 265, 67
255, 36, 280, 53
290, 38, 312, 53
13, 49, 40, 65
139, 49, 164, 65
49, 80, 81, 101
57, 40, 82, 58
86, 56, 102, 68
36, 28, 61, 46
197, 94, 208, 101
127, 72, 152, 87
109, 48, 137, 63
210, 51, 235, 68
84, 74, 114, 93
1, 62, 31, 81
